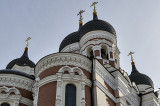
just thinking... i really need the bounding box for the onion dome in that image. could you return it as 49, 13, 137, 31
0, 69, 35, 80
129, 62, 154, 88
79, 11, 116, 40
59, 31, 80, 52
6, 47, 35, 69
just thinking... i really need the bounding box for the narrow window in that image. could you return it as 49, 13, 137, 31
65, 84, 76, 106
1, 103, 10, 106
89, 50, 94, 59
101, 49, 108, 59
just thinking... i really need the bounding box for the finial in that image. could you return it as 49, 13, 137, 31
77, 10, 85, 26
91, 2, 98, 15
25, 37, 31, 50
128, 51, 135, 65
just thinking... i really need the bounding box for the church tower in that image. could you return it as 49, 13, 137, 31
0, 2, 160, 106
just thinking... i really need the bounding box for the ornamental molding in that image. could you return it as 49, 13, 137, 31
35, 66, 91, 106
94, 80, 117, 103
0, 86, 33, 106
0, 86, 20, 95
20, 97, 33, 106
80, 39, 113, 53
55, 66, 90, 106
0, 74, 34, 91
35, 53, 92, 77
12, 64, 34, 75
80, 30, 117, 47
115, 76, 140, 105
61, 42, 80, 53
93, 59, 116, 89
38, 73, 91, 88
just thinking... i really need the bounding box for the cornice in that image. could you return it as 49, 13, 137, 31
0, 74, 34, 91
35, 53, 92, 77
61, 42, 80, 53
80, 31, 117, 47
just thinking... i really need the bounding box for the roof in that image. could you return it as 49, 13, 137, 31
59, 14, 116, 51
129, 64, 154, 88
0, 69, 35, 80
6, 47, 35, 69
59, 31, 80, 52
79, 18, 116, 39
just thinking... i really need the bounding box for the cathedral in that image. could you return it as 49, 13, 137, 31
0, 2, 160, 106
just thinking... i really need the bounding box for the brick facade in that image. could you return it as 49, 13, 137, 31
38, 82, 57, 106
85, 85, 91, 106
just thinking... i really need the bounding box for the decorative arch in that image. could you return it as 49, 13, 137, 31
9, 87, 20, 95
55, 66, 88, 106
59, 66, 72, 73
0, 86, 8, 94
58, 66, 84, 76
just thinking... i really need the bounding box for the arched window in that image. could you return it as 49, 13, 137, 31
65, 84, 76, 106
1, 103, 10, 106
101, 49, 108, 59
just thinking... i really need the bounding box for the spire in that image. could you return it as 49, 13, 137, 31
77, 10, 85, 29
91, 2, 98, 20
128, 51, 139, 73
21, 37, 31, 58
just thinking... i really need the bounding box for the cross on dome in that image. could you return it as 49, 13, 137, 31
91, 2, 98, 13
128, 51, 135, 65
77, 10, 85, 25
25, 37, 31, 48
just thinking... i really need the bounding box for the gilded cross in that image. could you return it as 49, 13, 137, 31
128, 51, 135, 62
25, 37, 31, 47
91, 2, 98, 12
77, 10, 85, 23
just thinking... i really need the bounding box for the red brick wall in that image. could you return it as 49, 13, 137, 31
37, 82, 57, 106
94, 50, 100, 57
39, 65, 91, 79
18, 88, 33, 100
85, 85, 91, 106
109, 61, 115, 66
39, 66, 63, 79
110, 52, 113, 58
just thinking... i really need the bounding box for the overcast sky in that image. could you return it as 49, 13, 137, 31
0, 0, 160, 90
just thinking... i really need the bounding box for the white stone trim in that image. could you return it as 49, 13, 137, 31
35, 53, 92, 77
93, 59, 116, 89
80, 31, 117, 47
61, 42, 80, 53
112, 71, 140, 105
12, 64, 34, 75
0, 86, 33, 106
94, 80, 117, 103
0, 74, 34, 91
55, 66, 91, 106
20, 97, 33, 106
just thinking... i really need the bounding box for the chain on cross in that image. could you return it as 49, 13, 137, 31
25, 37, 31, 47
